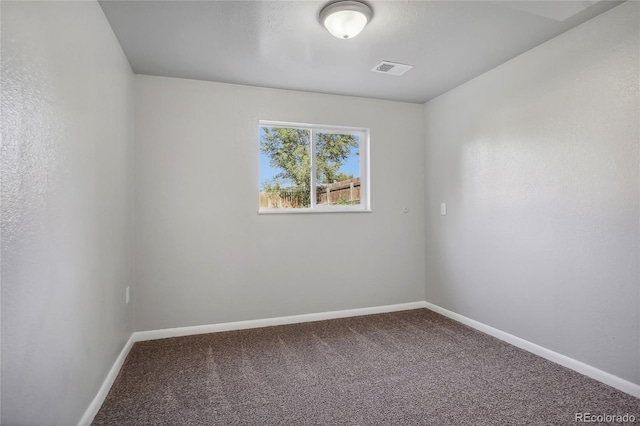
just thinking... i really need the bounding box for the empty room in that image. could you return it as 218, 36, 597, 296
1, 0, 639, 424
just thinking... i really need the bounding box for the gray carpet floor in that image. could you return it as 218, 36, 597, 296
92, 309, 639, 425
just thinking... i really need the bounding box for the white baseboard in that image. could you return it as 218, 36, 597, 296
78, 334, 136, 426
133, 301, 428, 342
423, 301, 640, 398
79, 299, 639, 426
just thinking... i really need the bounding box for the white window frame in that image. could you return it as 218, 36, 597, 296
258, 120, 371, 214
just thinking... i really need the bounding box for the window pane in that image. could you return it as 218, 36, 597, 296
315, 132, 360, 206
259, 127, 311, 209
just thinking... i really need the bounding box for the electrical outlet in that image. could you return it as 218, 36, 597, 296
126, 287, 130, 304
440, 202, 447, 216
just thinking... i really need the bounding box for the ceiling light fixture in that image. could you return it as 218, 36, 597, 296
319, 1, 373, 40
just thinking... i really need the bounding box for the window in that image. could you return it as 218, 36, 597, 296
259, 121, 370, 213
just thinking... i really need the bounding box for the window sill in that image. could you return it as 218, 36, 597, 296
258, 208, 373, 215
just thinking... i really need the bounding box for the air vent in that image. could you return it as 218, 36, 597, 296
371, 61, 413, 76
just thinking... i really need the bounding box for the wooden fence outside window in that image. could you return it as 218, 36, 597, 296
260, 178, 361, 208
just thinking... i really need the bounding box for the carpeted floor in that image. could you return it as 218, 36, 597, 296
92, 309, 639, 425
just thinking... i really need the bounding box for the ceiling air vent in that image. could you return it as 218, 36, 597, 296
371, 61, 413, 76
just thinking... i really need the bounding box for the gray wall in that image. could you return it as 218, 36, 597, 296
1, 2, 135, 424
424, 2, 639, 385
134, 75, 426, 331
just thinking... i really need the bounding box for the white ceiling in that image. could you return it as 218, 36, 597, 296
99, 0, 623, 104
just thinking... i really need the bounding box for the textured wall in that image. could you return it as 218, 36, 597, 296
1, 2, 134, 424
134, 75, 426, 331
424, 2, 639, 384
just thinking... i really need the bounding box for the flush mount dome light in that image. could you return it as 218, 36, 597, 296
320, 1, 373, 39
